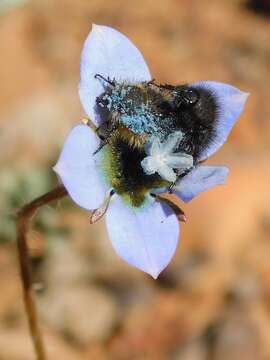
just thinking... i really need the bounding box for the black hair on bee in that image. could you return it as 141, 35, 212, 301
94, 75, 222, 205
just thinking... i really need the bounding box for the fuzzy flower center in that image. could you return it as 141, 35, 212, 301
141, 132, 194, 182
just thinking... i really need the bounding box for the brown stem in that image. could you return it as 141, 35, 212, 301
16, 185, 68, 360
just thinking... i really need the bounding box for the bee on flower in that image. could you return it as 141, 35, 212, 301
54, 24, 249, 278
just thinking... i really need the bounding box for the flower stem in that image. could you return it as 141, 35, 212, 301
15, 185, 68, 360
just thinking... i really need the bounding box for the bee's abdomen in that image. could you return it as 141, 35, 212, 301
101, 136, 168, 207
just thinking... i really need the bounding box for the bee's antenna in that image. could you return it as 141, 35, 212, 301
95, 74, 116, 87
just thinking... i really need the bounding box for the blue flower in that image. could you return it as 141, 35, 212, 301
54, 24, 249, 278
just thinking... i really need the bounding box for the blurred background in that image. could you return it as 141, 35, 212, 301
0, 0, 270, 359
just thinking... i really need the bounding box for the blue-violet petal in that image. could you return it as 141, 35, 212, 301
53, 124, 109, 210
174, 165, 229, 202
106, 196, 179, 278
79, 24, 151, 125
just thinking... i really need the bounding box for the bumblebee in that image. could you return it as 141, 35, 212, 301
94, 74, 219, 206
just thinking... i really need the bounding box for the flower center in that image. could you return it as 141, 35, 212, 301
155, 153, 167, 166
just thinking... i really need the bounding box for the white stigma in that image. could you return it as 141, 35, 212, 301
141, 131, 193, 182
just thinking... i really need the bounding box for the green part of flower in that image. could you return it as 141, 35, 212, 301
100, 137, 169, 208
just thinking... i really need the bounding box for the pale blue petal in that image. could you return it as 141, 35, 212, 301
174, 165, 229, 202
191, 81, 249, 160
53, 124, 109, 210
79, 24, 151, 125
106, 196, 179, 278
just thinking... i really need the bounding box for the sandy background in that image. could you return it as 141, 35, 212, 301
0, 0, 270, 359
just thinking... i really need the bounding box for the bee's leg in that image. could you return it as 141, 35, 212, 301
147, 79, 165, 88
148, 80, 174, 91
158, 83, 175, 90
93, 140, 107, 155
147, 78, 156, 85
93, 132, 112, 155
95, 74, 116, 87
167, 170, 182, 193
82, 117, 106, 153
93, 129, 117, 155
168, 168, 193, 193
168, 181, 176, 194
81, 117, 106, 148
93, 122, 117, 155
93, 133, 109, 155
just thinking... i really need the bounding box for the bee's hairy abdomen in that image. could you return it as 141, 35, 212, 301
101, 133, 168, 207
